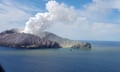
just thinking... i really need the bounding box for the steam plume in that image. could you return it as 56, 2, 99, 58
24, 0, 79, 35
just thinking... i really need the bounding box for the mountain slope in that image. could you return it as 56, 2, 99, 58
0, 29, 61, 48
38, 32, 91, 48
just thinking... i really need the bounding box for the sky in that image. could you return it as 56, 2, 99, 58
0, 0, 120, 41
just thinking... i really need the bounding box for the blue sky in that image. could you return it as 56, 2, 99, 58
0, 0, 120, 41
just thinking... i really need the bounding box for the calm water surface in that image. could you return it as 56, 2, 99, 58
0, 45, 120, 72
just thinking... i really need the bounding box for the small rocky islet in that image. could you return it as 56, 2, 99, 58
0, 29, 91, 49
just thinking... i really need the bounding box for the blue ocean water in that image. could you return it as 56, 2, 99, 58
0, 41, 120, 72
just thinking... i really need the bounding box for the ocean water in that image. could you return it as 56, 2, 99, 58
0, 41, 120, 72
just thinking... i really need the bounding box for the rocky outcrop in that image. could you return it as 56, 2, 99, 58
0, 29, 92, 48
0, 65, 5, 72
71, 42, 91, 48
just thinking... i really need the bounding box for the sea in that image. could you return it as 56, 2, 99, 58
0, 41, 120, 72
